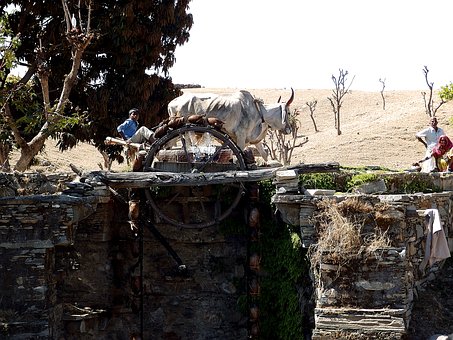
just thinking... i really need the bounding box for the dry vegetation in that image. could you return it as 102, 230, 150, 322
308, 198, 391, 268
10, 88, 453, 173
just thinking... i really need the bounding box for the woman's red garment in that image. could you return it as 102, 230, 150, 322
432, 135, 453, 158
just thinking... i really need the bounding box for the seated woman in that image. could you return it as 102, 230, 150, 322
431, 135, 453, 172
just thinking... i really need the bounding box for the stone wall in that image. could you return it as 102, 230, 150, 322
3, 169, 453, 339
273, 172, 453, 339
0, 173, 247, 339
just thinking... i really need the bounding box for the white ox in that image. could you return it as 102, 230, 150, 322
167, 89, 294, 160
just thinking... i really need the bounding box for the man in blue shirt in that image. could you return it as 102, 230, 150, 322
117, 108, 155, 144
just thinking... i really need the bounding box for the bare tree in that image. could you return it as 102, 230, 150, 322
421, 66, 446, 117
306, 100, 318, 132
379, 78, 386, 110
263, 108, 308, 165
328, 69, 355, 135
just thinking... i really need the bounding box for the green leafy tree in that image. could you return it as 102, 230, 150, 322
0, 76, 41, 170
0, 14, 20, 80
0, 13, 21, 169
1, 0, 193, 171
1, 1, 95, 171
439, 83, 453, 103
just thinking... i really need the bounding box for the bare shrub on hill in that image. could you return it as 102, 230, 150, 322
328, 69, 355, 135
263, 108, 307, 165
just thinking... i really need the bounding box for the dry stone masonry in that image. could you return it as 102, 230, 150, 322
273, 171, 453, 339
0, 172, 247, 339
1, 170, 452, 339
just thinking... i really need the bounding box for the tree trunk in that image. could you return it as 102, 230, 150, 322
310, 114, 318, 132
0, 143, 11, 171
13, 134, 47, 172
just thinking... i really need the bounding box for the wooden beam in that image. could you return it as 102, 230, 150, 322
85, 162, 339, 189
285, 162, 340, 175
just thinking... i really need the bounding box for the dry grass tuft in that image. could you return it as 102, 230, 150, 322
363, 228, 391, 254
337, 197, 374, 216
309, 198, 391, 267
310, 199, 363, 265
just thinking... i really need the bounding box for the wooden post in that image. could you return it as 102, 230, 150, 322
247, 182, 261, 339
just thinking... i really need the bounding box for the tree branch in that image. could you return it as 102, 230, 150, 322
3, 103, 28, 149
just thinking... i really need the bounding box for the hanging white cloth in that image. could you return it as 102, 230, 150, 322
420, 209, 451, 271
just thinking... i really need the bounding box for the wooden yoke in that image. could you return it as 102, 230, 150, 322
105, 137, 146, 168
105, 137, 142, 150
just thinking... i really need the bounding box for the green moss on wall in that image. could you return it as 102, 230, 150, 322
299, 173, 337, 190
300, 170, 441, 194
345, 173, 378, 192
256, 180, 308, 339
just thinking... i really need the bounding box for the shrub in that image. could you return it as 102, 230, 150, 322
345, 173, 378, 192
299, 173, 336, 190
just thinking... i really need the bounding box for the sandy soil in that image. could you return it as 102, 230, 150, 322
11, 88, 453, 173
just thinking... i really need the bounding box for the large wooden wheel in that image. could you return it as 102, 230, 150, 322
143, 125, 247, 228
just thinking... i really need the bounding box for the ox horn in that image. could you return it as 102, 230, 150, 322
286, 87, 294, 106
277, 95, 282, 103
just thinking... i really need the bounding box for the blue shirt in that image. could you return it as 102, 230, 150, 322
117, 118, 138, 139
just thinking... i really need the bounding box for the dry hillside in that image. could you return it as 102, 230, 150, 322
11, 88, 453, 173
8, 90, 453, 338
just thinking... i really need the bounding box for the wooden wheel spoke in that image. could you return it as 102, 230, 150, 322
162, 191, 180, 207
179, 133, 196, 171
143, 125, 246, 228
195, 139, 225, 173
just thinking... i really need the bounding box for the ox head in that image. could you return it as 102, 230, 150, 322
270, 88, 294, 134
